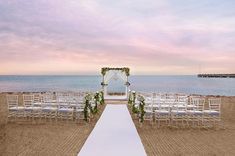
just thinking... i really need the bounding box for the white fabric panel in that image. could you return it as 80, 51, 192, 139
104, 70, 127, 83
104, 71, 115, 84
78, 105, 147, 156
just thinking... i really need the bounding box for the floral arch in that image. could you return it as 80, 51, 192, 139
101, 67, 130, 99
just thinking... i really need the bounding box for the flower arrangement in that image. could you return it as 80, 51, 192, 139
99, 91, 105, 105
131, 91, 139, 114
128, 91, 132, 105
137, 95, 145, 123
93, 91, 100, 114
101, 67, 130, 76
83, 93, 92, 122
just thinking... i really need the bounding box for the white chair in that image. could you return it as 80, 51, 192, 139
33, 93, 42, 105
75, 104, 85, 121
69, 92, 82, 107
41, 93, 57, 121
187, 97, 205, 127
23, 94, 34, 119
57, 103, 74, 121
143, 105, 154, 124
6, 95, 23, 121
155, 103, 171, 127
161, 93, 175, 109
141, 94, 153, 123
152, 93, 161, 113
171, 101, 188, 127
204, 98, 221, 127
56, 92, 70, 103
32, 93, 43, 119
57, 92, 75, 121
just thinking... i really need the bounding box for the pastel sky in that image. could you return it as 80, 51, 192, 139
0, 0, 235, 75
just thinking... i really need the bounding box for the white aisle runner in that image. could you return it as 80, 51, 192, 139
78, 105, 147, 156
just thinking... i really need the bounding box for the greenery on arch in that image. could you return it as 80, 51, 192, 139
101, 67, 130, 76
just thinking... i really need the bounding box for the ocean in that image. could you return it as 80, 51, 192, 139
0, 75, 235, 96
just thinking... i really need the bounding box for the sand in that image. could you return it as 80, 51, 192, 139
0, 93, 105, 156
1, 93, 235, 156
133, 96, 235, 156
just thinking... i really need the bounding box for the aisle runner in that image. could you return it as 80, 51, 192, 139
78, 105, 147, 156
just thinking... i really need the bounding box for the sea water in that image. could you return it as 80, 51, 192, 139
0, 75, 235, 96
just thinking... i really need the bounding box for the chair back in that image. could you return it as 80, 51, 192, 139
176, 95, 188, 104
144, 105, 153, 112
33, 93, 42, 103
42, 92, 54, 103
23, 94, 34, 107
208, 98, 221, 112
56, 92, 70, 103
153, 93, 161, 105
190, 97, 205, 111
164, 93, 176, 106
7, 95, 18, 108
143, 93, 153, 106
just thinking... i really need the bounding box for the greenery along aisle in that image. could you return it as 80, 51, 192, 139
83, 91, 105, 122
128, 91, 132, 105
99, 91, 105, 105
93, 92, 100, 114
84, 93, 92, 122
138, 95, 145, 123
131, 91, 139, 114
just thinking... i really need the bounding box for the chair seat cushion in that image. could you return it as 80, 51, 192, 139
187, 110, 203, 115
203, 110, 220, 115
155, 110, 169, 115
173, 105, 186, 108
145, 110, 153, 113
160, 105, 170, 108
187, 105, 197, 108
58, 108, 73, 112
9, 107, 19, 111
75, 109, 84, 112
42, 107, 57, 112
32, 107, 42, 110
172, 110, 187, 115
25, 107, 34, 111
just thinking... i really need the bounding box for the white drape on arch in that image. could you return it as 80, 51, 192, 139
102, 69, 129, 99
104, 70, 127, 84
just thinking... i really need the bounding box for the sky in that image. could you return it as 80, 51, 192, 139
0, 0, 235, 75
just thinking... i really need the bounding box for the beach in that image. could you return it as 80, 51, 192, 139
1, 0, 235, 155
0, 93, 235, 156
133, 96, 235, 156
0, 92, 105, 156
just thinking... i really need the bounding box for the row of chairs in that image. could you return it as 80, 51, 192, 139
135, 93, 221, 127
6, 92, 92, 122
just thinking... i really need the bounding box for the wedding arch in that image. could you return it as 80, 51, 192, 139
101, 67, 130, 100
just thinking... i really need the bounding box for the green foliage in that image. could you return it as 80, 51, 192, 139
138, 95, 145, 123
93, 92, 99, 114
129, 91, 139, 114
83, 91, 105, 122
83, 93, 92, 122
101, 67, 130, 76
99, 91, 105, 105
128, 91, 132, 105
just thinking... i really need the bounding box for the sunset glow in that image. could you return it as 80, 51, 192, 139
0, 0, 235, 75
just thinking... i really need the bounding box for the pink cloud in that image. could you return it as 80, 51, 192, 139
0, 0, 235, 74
